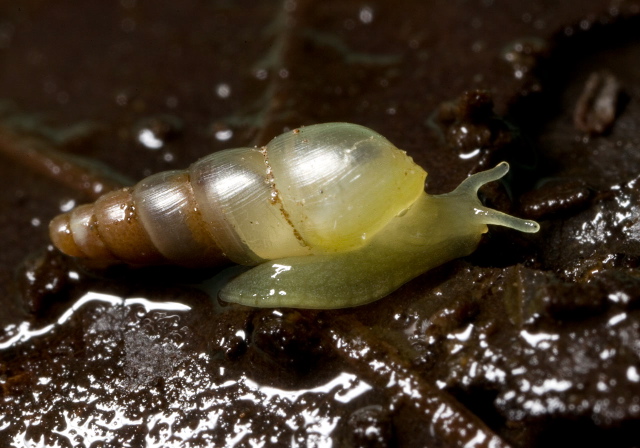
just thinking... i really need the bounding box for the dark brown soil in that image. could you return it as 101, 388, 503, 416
1, 1, 640, 446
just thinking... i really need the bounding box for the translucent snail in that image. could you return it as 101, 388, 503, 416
49, 123, 539, 308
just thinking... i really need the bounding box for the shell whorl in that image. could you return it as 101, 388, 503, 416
50, 173, 228, 267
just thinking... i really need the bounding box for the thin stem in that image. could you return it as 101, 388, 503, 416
474, 206, 540, 233
451, 162, 510, 195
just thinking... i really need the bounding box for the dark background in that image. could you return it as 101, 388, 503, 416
1, 1, 640, 446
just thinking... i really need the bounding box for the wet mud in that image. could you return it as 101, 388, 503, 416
1, 1, 640, 446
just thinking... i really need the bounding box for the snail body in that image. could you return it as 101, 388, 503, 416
50, 123, 539, 308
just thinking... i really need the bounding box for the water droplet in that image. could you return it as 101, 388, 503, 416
60, 199, 76, 212
138, 129, 163, 149
134, 115, 183, 150
359, 6, 373, 24
215, 129, 233, 141
115, 92, 129, 106
215, 83, 231, 99
255, 69, 268, 80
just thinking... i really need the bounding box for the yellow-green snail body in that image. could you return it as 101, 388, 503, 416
49, 123, 539, 308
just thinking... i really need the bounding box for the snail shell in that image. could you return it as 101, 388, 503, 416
50, 123, 539, 308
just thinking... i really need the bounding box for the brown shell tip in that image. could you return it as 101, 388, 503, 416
49, 213, 86, 258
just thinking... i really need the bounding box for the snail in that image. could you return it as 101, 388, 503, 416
49, 123, 539, 308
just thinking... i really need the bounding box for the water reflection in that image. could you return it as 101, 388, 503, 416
243, 371, 372, 405
140, 369, 372, 447
0, 292, 373, 447
0, 291, 191, 349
